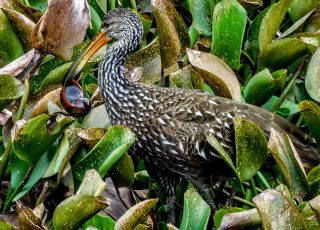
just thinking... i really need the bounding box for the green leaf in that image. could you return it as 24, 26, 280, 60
253, 189, 306, 229
42, 128, 79, 178
258, 0, 294, 53
126, 38, 161, 84
180, 188, 211, 230
53, 194, 108, 230
298, 100, 320, 147
83, 214, 115, 230
244, 69, 287, 105
88, 0, 106, 18
234, 117, 268, 182
109, 153, 135, 187
169, 65, 204, 90
73, 125, 135, 183
12, 114, 73, 163
211, 0, 247, 69
38, 62, 72, 91
189, 0, 212, 36
258, 38, 310, 70
206, 133, 237, 175
12, 146, 56, 201
187, 48, 242, 101
305, 47, 320, 102
0, 75, 25, 111
2, 8, 36, 51
306, 166, 320, 199
289, 0, 320, 22
268, 129, 309, 198
217, 208, 260, 229
0, 9, 24, 67
77, 169, 107, 196
114, 199, 158, 230
88, 5, 102, 37
152, 0, 190, 69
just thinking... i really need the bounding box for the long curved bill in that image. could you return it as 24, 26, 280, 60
64, 32, 112, 82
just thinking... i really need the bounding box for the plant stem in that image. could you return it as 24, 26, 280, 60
15, 78, 30, 121
109, 0, 115, 10
256, 171, 271, 189
241, 50, 255, 67
0, 139, 12, 183
271, 59, 306, 112
130, 0, 137, 11
223, 190, 255, 208
243, 182, 263, 193
250, 178, 258, 197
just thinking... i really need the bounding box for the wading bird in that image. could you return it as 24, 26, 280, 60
61, 8, 319, 224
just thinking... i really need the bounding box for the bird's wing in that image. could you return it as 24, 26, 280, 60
152, 88, 319, 163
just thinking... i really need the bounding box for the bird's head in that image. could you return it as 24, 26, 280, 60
60, 8, 143, 116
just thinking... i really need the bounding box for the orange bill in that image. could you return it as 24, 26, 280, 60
64, 32, 112, 81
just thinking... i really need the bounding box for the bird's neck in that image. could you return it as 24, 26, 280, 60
98, 40, 142, 124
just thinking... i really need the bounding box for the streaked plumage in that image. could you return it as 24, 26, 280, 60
79, 8, 319, 223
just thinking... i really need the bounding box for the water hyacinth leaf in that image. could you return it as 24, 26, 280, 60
301, 195, 320, 220
152, 0, 190, 69
169, 65, 204, 90
289, 0, 320, 22
244, 69, 287, 105
16, 201, 45, 230
304, 9, 320, 33
12, 148, 55, 202
2, 8, 35, 51
0, 49, 43, 80
0, 75, 25, 111
82, 104, 111, 129
268, 129, 309, 198
31, 0, 90, 60
253, 189, 306, 229
114, 199, 158, 230
109, 153, 135, 188
88, 0, 106, 18
88, 5, 102, 37
77, 169, 107, 196
31, 88, 62, 117
126, 39, 161, 83
237, 0, 263, 8
73, 125, 135, 182
211, 0, 247, 69
218, 208, 261, 230
306, 166, 320, 198
53, 194, 108, 230
0, 219, 16, 230
247, 7, 269, 56
77, 128, 106, 149
43, 128, 80, 177
187, 49, 242, 101
234, 117, 268, 182
278, 10, 315, 39
305, 47, 320, 102
188, 0, 212, 36
38, 62, 72, 91
83, 214, 115, 230
180, 188, 210, 230
258, 0, 294, 53
12, 114, 73, 163
0, 9, 24, 67
298, 100, 320, 146
206, 133, 237, 175
258, 38, 309, 70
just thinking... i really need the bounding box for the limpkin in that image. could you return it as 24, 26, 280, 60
61, 8, 319, 223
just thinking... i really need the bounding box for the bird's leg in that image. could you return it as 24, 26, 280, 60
167, 194, 176, 225
187, 177, 218, 212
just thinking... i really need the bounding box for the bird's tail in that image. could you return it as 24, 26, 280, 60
246, 104, 320, 166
